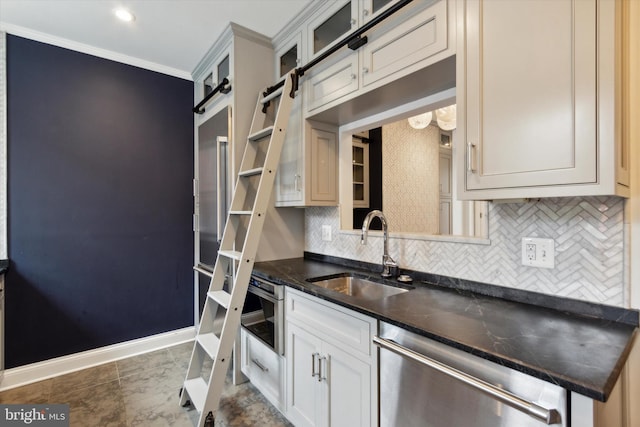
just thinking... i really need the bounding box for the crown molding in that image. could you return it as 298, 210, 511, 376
0, 22, 193, 81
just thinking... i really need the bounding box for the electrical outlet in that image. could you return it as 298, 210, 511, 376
525, 243, 536, 261
322, 225, 332, 242
521, 237, 555, 268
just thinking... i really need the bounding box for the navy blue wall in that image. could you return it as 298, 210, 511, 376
6, 35, 194, 368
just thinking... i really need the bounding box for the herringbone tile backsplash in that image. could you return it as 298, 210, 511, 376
306, 196, 626, 306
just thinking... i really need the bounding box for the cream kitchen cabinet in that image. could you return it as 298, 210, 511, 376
272, 14, 340, 207
304, 0, 454, 115
285, 288, 377, 427
304, 0, 360, 113
275, 119, 338, 207
274, 31, 306, 205
456, 0, 630, 200
193, 23, 276, 179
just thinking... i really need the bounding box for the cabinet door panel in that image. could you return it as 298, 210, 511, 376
287, 323, 323, 427
325, 342, 371, 427
465, 0, 597, 190
309, 128, 338, 203
276, 95, 303, 204
275, 33, 304, 205
362, 0, 448, 87
305, 57, 359, 113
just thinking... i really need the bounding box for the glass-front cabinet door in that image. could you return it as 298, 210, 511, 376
361, 0, 395, 23
352, 138, 369, 208
275, 33, 304, 205
308, 1, 358, 56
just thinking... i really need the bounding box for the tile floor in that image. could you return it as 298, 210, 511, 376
0, 341, 292, 426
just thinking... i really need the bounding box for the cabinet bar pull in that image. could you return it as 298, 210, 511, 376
251, 358, 269, 372
317, 355, 326, 382
311, 353, 319, 378
373, 336, 560, 425
319, 356, 327, 382
467, 141, 477, 173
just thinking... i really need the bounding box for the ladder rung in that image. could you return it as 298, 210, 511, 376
248, 126, 274, 141
208, 290, 231, 309
184, 377, 207, 412
218, 250, 242, 260
229, 210, 252, 215
197, 332, 221, 359
238, 167, 263, 177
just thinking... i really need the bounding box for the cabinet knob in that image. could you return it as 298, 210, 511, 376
362, 67, 369, 74
350, 18, 356, 26
350, 73, 357, 80
363, 9, 369, 17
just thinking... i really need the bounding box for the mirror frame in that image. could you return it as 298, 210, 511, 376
337, 88, 489, 241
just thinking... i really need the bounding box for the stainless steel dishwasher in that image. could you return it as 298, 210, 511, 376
374, 322, 568, 427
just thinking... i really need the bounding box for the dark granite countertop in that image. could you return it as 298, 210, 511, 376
252, 253, 638, 402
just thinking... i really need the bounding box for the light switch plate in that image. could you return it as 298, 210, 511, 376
521, 237, 555, 269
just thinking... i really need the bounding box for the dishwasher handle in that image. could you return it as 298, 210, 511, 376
373, 336, 560, 425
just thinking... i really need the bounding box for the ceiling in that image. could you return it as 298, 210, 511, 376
0, 0, 312, 79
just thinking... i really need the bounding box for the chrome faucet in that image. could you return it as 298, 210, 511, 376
361, 210, 398, 278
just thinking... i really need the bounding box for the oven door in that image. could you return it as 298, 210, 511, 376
242, 285, 284, 355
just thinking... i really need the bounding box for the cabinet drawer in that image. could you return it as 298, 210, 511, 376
362, 0, 448, 88
286, 288, 375, 356
241, 328, 284, 410
305, 56, 359, 113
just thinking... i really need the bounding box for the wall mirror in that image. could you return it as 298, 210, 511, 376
338, 89, 488, 239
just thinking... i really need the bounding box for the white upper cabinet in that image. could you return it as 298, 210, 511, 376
457, 0, 630, 199
193, 24, 276, 179
275, 120, 338, 207
305, 1, 360, 113
274, 32, 305, 205
273, 9, 340, 207
360, 0, 395, 23
304, 0, 455, 116
360, 0, 448, 88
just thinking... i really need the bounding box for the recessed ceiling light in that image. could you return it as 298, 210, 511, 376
114, 8, 135, 22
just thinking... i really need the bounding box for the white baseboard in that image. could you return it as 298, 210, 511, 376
0, 326, 196, 392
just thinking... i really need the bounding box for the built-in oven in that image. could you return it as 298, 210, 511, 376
241, 275, 285, 356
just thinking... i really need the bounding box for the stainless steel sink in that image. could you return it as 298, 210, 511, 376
307, 274, 411, 300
